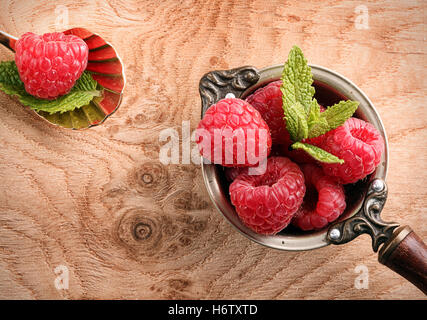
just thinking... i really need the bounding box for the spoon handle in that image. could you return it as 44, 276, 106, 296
0, 30, 17, 52
379, 226, 427, 294
328, 179, 427, 294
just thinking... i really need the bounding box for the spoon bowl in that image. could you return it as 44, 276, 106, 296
0, 28, 125, 130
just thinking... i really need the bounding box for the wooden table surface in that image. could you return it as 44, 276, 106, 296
0, 0, 425, 300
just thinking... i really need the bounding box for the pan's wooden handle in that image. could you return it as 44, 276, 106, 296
378, 226, 427, 294
0, 30, 17, 52
328, 179, 427, 294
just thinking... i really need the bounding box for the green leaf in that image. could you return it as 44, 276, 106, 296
284, 101, 308, 142
307, 117, 330, 139
0, 61, 23, 87
320, 100, 359, 130
307, 98, 320, 124
292, 141, 344, 164
279, 46, 360, 143
306, 99, 359, 138
0, 61, 101, 114
306, 98, 329, 138
280, 45, 315, 116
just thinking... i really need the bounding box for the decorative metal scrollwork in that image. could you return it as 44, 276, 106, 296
199, 66, 260, 116
327, 178, 399, 252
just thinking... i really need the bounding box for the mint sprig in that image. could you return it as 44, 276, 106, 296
280, 46, 359, 164
292, 142, 344, 164
281, 45, 315, 116
0, 61, 101, 114
284, 101, 308, 142
319, 100, 359, 131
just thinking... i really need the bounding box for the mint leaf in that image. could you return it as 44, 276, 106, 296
0, 61, 101, 114
306, 98, 329, 138
284, 101, 308, 142
280, 46, 314, 142
306, 99, 359, 138
279, 45, 360, 159
281, 45, 315, 116
0, 61, 23, 87
292, 142, 344, 164
307, 117, 329, 139
321, 100, 359, 130
307, 98, 320, 124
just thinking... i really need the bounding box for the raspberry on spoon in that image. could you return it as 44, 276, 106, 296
14, 32, 89, 99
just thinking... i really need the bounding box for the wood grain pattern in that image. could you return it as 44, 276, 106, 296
0, 0, 426, 299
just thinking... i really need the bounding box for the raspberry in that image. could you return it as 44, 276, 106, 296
224, 165, 270, 182
225, 167, 247, 182
229, 157, 306, 235
15, 32, 89, 99
196, 98, 272, 167
312, 118, 384, 184
245, 80, 291, 145
225, 149, 286, 182
292, 164, 346, 231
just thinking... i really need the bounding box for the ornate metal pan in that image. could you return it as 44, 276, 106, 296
0, 28, 125, 130
199, 64, 427, 294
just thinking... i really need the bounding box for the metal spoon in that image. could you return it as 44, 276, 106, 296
0, 28, 125, 130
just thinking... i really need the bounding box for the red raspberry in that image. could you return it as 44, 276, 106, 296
225, 167, 247, 182
292, 164, 346, 231
224, 145, 286, 181
229, 157, 306, 235
312, 118, 384, 184
15, 32, 89, 99
245, 80, 291, 145
224, 165, 269, 182
196, 98, 272, 167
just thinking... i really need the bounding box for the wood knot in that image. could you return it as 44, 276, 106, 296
141, 173, 154, 184
133, 110, 166, 125
129, 162, 170, 197
209, 56, 228, 68
209, 56, 219, 65
287, 14, 301, 22
134, 222, 152, 240
115, 209, 162, 256
114, 208, 212, 267
168, 278, 191, 291
173, 190, 209, 211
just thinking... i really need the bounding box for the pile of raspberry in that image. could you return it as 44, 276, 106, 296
196, 81, 384, 235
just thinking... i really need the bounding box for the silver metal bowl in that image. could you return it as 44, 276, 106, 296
199, 64, 389, 251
